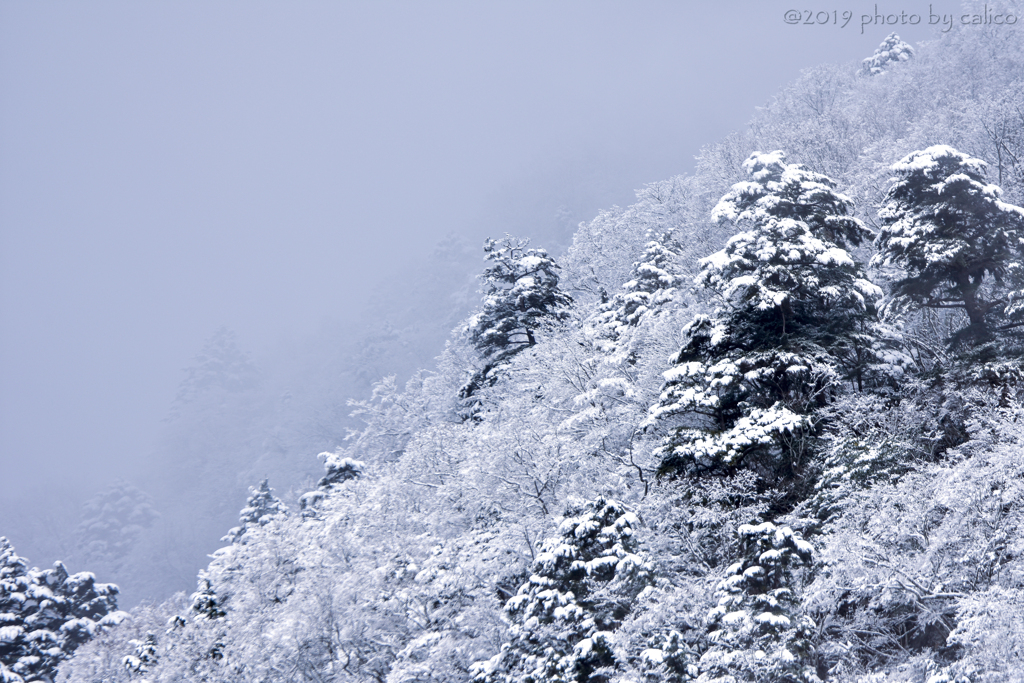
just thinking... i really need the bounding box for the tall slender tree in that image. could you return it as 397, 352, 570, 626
0, 539, 30, 682
461, 236, 573, 406
222, 479, 288, 545
591, 235, 681, 363
700, 523, 818, 683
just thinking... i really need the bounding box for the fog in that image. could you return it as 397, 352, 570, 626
1, 1, 946, 604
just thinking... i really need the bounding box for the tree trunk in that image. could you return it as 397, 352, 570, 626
957, 271, 987, 336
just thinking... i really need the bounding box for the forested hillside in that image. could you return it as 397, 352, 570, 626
4, 11, 1024, 683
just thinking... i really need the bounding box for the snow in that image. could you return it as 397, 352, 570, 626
722, 610, 749, 626
739, 522, 776, 537
817, 247, 854, 267
794, 539, 814, 558
517, 255, 545, 269
754, 612, 791, 627
0, 626, 22, 644
34, 36, 1024, 683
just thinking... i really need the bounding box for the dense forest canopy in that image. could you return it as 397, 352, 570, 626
4, 10, 1024, 683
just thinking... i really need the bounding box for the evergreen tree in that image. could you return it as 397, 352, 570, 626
461, 236, 573, 404
646, 151, 884, 482
3, 537, 121, 681
187, 574, 228, 664
75, 480, 159, 568
473, 498, 651, 683
0, 539, 30, 682
591, 235, 681, 362
8, 558, 120, 682
859, 33, 914, 76
316, 452, 366, 488
169, 327, 260, 416
873, 145, 1024, 347
298, 453, 366, 519
710, 150, 872, 250
222, 479, 288, 544
698, 523, 818, 683
123, 633, 159, 677
190, 575, 226, 621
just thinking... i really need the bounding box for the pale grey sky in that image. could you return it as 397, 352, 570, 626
0, 1, 948, 507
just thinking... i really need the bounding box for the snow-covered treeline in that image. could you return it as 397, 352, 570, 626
5, 12, 1024, 683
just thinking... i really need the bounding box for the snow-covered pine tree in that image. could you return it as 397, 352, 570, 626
873, 145, 1024, 349
0, 539, 30, 683
297, 452, 366, 519
3, 538, 121, 681
699, 522, 819, 683
591, 235, 681, 362
122, 633, 158, 678
461, 236, 573, 407
222, 479, 288, 544
188, 572, 229, 665
472, 498, 651, 683
12, 559, 120, 682
169, 327, 260, 415
190, 575, 226, 621
707, 151, 887, 389
75, 480, 159, 568
709, 150, 872, 251
316, 452, 365, 488
471, 236, 574, 359
646, 151, 884, 483
859, 33, 914, 76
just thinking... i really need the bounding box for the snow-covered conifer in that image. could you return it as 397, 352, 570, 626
75, 480, 159, 567
647, 152, 884, 481
316, 452, 365, 488
122, 633, 158, 677
469, 236, 573, 360
0, 539, 29, 681
461, 236, 573, 405
591, 235, 681, 362
185, 574, 228, 665
473, 498, 651, 683
6, 557, 121, 682
222, 479, 288, 544
699, 522, 818, 683
859, 33, 914, 76
169, 327, 260, 414
297, 452, 366, 519
190, 575, 225, 621
710, 150, 872, 249
874, 145, 1024, 347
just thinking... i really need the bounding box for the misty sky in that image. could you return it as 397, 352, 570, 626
1, 2, 952, 509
